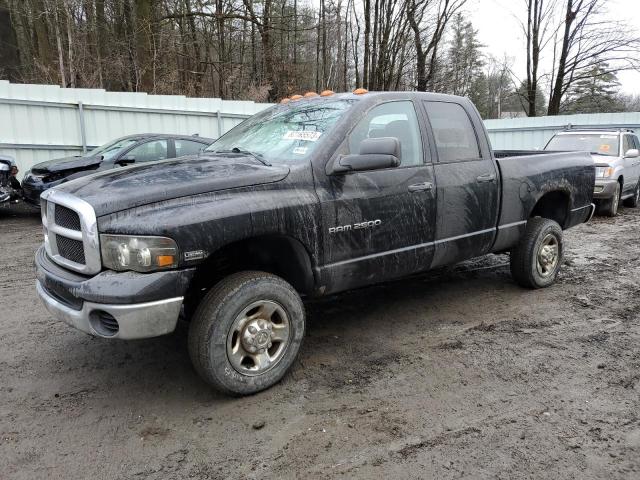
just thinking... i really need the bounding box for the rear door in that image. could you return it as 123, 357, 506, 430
422, 100, 500, 267
174, 138, 208, 158
316, 100, 437, 291
623, 134, 640, 192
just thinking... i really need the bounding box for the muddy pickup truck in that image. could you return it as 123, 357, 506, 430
35, 91, 595, 395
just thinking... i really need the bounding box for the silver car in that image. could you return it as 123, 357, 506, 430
545, 129, 640, 216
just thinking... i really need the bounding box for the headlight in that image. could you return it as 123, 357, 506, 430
595, 166, 614, 178
100, 234, 178, 272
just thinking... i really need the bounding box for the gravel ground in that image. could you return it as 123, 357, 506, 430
1, 202, 639, 480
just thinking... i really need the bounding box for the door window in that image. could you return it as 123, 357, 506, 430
175, 139, 205, 157
348, 101, 424, 166
126, 140, 169, 163
425, 102, 481, 163
623, 135, 633, 155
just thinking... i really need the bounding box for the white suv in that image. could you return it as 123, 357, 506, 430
545, 128, 640, 216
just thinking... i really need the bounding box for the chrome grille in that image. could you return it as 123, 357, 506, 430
55, 205, 81, 231
56, 236, 86, 264
41, 189, 101, 274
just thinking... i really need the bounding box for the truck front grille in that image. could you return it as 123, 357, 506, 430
56, 236, 86, 264
41, 190, 101, 275
54, 205, 82, 231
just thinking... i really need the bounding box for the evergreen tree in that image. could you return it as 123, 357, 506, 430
561, 64, 625, 114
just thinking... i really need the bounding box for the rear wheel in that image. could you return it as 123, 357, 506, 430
600, 182, 621, 217
623, 181, 640, 208
510, 217, 563, 289
188, 271, 305, 395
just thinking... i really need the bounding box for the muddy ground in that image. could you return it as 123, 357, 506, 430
1, 202, 639, 480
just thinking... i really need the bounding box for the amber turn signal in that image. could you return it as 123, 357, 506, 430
156, 255, 175, 267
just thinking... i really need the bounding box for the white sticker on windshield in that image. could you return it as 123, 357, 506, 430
284, 131, 322, 142
293, 146, 308, 155
600, 135, 617, 139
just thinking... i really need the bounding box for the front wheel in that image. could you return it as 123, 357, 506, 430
600, 182, 621, 217
188, 271, 305, 395
510, 217, 563, 289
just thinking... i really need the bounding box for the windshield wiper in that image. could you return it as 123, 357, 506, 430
214, 147, 271, 166
590, 151, 610, 156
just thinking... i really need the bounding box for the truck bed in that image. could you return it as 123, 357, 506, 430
491, 151, 595, 252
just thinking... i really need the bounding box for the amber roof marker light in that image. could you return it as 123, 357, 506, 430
353, 88, 369, 95
320, 90, 335, 96
280, 98, 290, 104
290, 94, 303, 101
304, 91, 319, 98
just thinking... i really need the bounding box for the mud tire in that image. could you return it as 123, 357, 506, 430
188, 271, 305, 396
510, 217, 563, 289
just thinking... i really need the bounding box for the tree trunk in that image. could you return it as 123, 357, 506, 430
135, 0, 154, 92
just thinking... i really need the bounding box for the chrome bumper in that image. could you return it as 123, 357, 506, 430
36, 280, 183, 339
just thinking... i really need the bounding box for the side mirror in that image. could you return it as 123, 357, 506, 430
331, 137, 401, 174
624, 149, 639, 159
117, 155, 136, 166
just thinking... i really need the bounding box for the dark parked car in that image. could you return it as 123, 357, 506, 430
35, 91, 595, 395
22, 134, 214, 206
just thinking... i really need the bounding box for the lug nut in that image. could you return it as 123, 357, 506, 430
248, 325, 257, 334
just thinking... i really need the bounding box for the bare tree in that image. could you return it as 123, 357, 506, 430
547, 0, 640, 115
406, 0, 467, 91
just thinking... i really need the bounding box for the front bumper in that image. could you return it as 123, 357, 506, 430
37, 280, 183, 339
593, 179, 619, 200
35, 246, 195, 339
21, 179, 47, 206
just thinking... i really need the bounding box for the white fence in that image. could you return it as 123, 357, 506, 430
0, 81, 272, 178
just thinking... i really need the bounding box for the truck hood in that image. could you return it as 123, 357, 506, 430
54, 154, 290, 216
31, 155, 102, 173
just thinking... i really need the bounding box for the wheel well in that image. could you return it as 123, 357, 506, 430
184, 235, 315, 318
530, 191, 570, 228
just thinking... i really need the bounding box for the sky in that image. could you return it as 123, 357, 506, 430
471, 0, 640, 96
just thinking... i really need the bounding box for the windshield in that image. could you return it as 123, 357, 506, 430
545, 133, 619, 157
87, 137, 138, 161
206, 99, 356, 163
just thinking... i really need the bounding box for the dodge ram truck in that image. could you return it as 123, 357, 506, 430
35, 91, 595, 395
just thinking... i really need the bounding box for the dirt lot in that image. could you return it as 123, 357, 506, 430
1, 203, 639, 480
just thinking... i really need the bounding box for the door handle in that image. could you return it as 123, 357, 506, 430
408, 182, 434, 192
476, 173, 496, 183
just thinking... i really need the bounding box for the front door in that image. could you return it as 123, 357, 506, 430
315, 100, 437, 292
423, 100, 500, 267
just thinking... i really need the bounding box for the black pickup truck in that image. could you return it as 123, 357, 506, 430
35, 91, 595, 395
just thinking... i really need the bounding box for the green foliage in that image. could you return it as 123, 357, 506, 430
560, 64, 625, 114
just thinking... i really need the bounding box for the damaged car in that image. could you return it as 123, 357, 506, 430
0, 155, 21, 208
21, 134, 214, 207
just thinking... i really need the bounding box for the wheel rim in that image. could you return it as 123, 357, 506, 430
536, 233, 559, 277
226, 300, 291, 376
